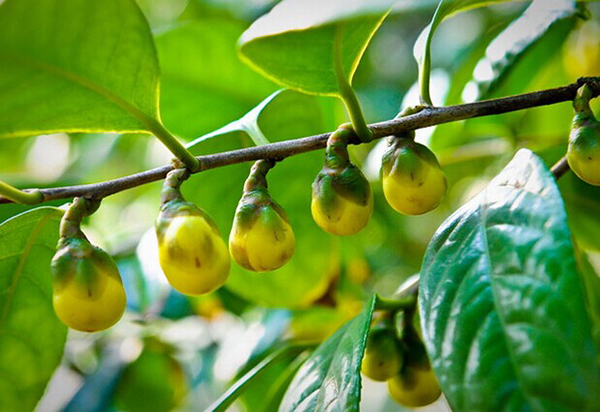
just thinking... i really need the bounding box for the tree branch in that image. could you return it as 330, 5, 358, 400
2, 77, 598, 205
550, 156, 571, 180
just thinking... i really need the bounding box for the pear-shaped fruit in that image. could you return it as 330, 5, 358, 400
156, 169, 230, 296
312, 127, 373, 236
51, 237, 126, 332
230, 161, 295, 272
382, 137, 446, 215
387, 363, 441, 408
156, 205, 230, 296
568, 84, 600, 185
361, 328, 403, 382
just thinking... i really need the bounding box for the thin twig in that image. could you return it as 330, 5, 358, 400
550, 156, 571, 180
1, 77, 598, 205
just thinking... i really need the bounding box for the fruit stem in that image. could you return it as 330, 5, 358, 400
573, 83, 596, 119
324, 125, 353, 170
0, 180, 43, 205
60, 197, 100, 239
161, 168, 190, 205
244, 159, 275, 192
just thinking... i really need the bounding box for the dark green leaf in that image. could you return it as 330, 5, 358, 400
0, 207, 67, 412
419, 149, 600, 412
279, 295, 376, 412
239, 0, 393, 95
0, 0, 160, 137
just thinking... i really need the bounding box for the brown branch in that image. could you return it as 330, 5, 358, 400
550, 156, 571, 180
1, 77, 598, 205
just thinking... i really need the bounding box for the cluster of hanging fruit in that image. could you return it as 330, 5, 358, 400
361, 307, 441, 407
48, 120, 448, 332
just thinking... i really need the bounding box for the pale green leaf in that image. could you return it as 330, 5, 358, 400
239, 0, 393, 95
0, 0, 160, 137
156, 19, 278, 140
0, 207, 67, 412
464, 0, 584, 101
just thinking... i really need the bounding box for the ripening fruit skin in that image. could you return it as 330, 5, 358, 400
230, 203, 295, 272
568, 125, 600, 185
311, 166, 373, 236
51, 238, 126, 332
568, 84, 600, 186
382, 139, 447, 215
156, 205, 230, 296
361, 328, 403, 382
387, 365, 442, 408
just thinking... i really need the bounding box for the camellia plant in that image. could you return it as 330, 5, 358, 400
1, 0, 600, 411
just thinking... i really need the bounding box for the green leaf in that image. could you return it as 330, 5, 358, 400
156, 19, 277, 140
415, 0, 526, 104
419, 149, 600, 412
186, 90, 284, 149
463, 0, 584, 101
208, 345, 311, 412
0, 207, 67, 412
279, 295, 376, 412
238, 0, 392, 96
0, 0, 160, 137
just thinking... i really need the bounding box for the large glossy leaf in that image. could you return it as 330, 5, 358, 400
0, 207, 67, 412
463, 0, 583, 101
156, 19, 277, 140
419, 149, 600, 412
238, 0, 393, 95
0, 0, 159, 137
279, 295, 375, 412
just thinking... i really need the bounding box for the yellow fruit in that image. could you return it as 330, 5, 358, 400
382, 138, 447, 215
157, 213, 230, 296
311, 184, 373, 236
387, 365, 442, 408
361, 329, 403, 382
51, 238, 126, 332
568, 133, 600, 185
230, 204, 295, 272
311, 126, 373, 236
567, 84, 600, 185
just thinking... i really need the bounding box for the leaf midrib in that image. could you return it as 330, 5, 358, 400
478, 186, 542, 412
